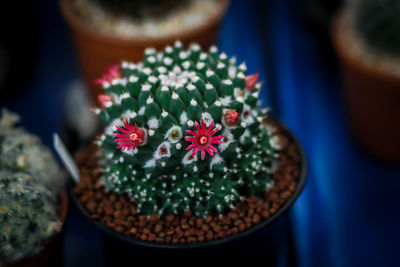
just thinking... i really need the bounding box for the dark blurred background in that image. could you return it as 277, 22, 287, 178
1, 0, 399, 266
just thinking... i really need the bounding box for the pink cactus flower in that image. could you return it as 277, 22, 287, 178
94, 64, 121, 85
185, 120, 224, 160
97, 94, 113, 108
245, 73, 259, 90
113, 120, 146, 151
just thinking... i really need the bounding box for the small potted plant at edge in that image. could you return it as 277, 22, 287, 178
0, 110, 68, 267
332, 0, 400, 162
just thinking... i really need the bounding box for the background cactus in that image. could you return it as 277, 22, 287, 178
0, 109, 64, 192
95, 42, 284, 217
0, 109, 63, 264
353, 0, 400, 55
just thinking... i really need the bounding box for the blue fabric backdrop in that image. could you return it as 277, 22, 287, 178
266, 1, 400, 266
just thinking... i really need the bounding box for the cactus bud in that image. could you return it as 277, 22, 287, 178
224, 109, 240, 127
245, 73, 259, 90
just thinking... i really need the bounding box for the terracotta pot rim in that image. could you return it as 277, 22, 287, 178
68, 119, 308, 250
60, 0, 230, 46
331, 9, 400, 84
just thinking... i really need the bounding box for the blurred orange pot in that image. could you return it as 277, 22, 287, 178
60, 0, 230, 102
332, 11, 400, 163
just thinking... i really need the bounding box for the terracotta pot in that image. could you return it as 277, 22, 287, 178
4, 188, 69, 267
332, 11, 400, 163
60, 0, 230, 102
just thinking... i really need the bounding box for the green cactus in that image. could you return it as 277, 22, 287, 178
94, 42, 285, 217
0, 109, 63, 264
0, 109, 64, 193
0, 171, 60, 263
354, 0, 400, 55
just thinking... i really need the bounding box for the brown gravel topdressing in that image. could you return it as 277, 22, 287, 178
74, 131, 301, 244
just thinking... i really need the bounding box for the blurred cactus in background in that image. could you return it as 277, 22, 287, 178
0, 109, 63, 192
95, 42, 285, 217
354, 0, 400, 55
0, 109, 63, 264
0, 171, 60, 263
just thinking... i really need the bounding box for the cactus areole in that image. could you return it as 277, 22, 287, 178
94, 42, 283, 217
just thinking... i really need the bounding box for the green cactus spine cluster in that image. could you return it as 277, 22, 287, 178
0, 171, 60, 263
354, 0, 400, 55
0, 109, 63, 264
95, 42, 285, 217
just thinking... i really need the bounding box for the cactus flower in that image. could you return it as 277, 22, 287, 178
97, 94, 113, 108
245, 73, 259, 90
185, 120, 223, 160
94, 64, 121, 85
113, 120, 146, 151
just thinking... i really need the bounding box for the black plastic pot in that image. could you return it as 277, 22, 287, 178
67, 122, 307, 266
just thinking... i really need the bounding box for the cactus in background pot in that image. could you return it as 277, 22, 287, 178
0, 109, 64, 264
0, 109, 64, 192
353, 0, 400, 56
94, 41, 285, 217
331, 0, 400, 162
0, 171, 61, 263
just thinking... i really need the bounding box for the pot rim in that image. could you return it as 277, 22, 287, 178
58, 188, 69, 226
60, 0, 230, 46
68, 119, 307, 249
331, 9, 400, 84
